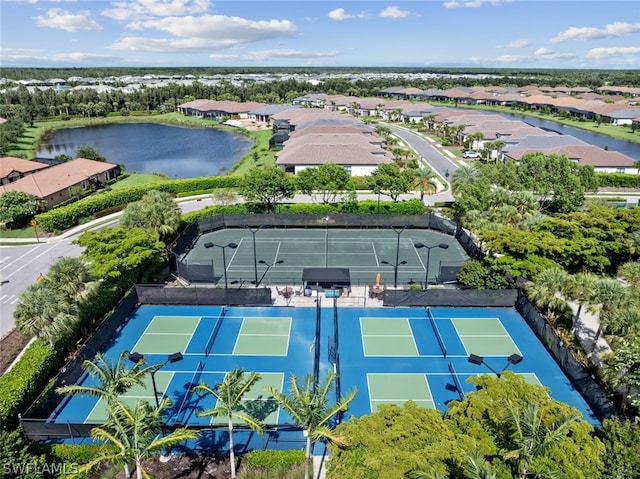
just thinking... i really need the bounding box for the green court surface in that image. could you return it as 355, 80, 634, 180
360, 317, 418, 356
209, 373, 284, 425
452, 318, 522, 357
131, 315, 200, 354
233, 317, 291, 356
86, 371, 173, 423
368, 373, 434, 411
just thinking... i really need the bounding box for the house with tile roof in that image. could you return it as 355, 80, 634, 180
0, 157, 49, 185
0, 158, 120, 208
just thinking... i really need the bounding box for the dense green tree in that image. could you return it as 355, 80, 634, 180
600, 338, 640, 413
0, 430, 48, 479
192, 369, 266, 479
296, 163, 352, 204
120, 190, 181, 241
239, 166, 295, 212
599, 418, 640, 478
73, 225, 166, 288
45, 256, 95, 302
525, 267, 569, 320
456, 259, 513, 290
75, 145, 106, 162
268, 370, 356, 479
369, 162, 415, 202
0, 191, 41, 229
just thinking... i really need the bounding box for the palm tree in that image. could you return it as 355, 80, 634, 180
618, 261, 640, 288
588, 278, 629, 353
120, 190, 181, 240
192, 369, 265, 479
563, 272, 598, 333
525, 267, 569, 320
600, 338, 640, 413
267, 370, 356, 479
56, 350, 157, 407
413, 166, 438, 200
503, 400, 581, 479
45, 256, 96, 301
78, 397, 198, 479
450, 163, 481, 196
13, 282, 79, 345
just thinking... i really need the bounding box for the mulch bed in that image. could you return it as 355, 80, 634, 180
0, 329, 31, 375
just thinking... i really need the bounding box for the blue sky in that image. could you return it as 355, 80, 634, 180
1, 0, 639, 69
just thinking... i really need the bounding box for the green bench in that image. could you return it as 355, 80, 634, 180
324, 289, 341, 298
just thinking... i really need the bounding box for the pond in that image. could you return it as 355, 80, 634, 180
35, 123, 254, 178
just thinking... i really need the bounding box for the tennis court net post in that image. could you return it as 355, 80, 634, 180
448, 362, 464, 401
205, 307, 226, 356
427, 307, 447, 357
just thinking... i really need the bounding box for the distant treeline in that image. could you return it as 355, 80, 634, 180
1, 66, 639, 87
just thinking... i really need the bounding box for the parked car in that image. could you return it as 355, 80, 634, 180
462, 150, 481, 159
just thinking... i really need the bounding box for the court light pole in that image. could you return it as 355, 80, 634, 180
413, 242, 449, 289
324, 216, 330, 268
381, 260, 407, 289
128, 352, 183, 408
384, 224, 413, 288
467, 353, 523, 378
241, 224, 271, 287
204, 242, 238, 289
257, 259, 284, 287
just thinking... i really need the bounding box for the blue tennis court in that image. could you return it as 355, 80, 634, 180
51, 303, 599, 443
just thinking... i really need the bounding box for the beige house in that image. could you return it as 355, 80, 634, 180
0, 157, 49, 185
0, 158, 120, 208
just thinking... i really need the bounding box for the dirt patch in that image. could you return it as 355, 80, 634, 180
91, 455, 235, 479
0, 329, 31, 374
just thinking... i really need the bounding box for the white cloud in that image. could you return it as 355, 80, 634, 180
443, 0, 512, 9
210, 48, 341, 62
0, 49, 121, 64
502, 39, 531, 49
328, 7, 368, 21
379, 6, 410, 19
468, 49, 576, 65
551, 22, 640, 43
35, 8, 103, 32
586, 46, 640, 59
109, 14, 297, 53
102, 0, 210, 21
533, 48, 575, 60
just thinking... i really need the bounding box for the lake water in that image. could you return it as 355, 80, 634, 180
36, 123, 254, 178
494, 112, 640, 160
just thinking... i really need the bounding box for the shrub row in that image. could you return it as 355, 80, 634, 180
0, 340, 56, 430
596, 173, 640, 188
245, 450, 305, 468
35, 176, 242, 232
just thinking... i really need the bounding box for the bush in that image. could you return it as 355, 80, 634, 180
596, 173, 640, 188
244, 450, 305, 468
0, 340, 56, 430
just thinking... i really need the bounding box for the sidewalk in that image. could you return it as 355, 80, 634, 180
567, 300, 611, 367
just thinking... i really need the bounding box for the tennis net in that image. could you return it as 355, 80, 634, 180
448, 362, 464, 401
205, 307, 226, 356
427, 307, 447, 357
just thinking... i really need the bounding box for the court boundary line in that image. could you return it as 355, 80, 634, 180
366, 373, 436, 412
232, 316, 293, 356
360, 317, 419, 357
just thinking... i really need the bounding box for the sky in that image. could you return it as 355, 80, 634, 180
1, 0, 639, 70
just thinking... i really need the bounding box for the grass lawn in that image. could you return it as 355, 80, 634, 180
110, 173, 168, 189
0, 225, 39, 240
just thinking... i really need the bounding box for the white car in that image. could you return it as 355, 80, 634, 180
462, 150, 481, 159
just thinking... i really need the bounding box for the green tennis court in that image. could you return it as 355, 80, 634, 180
131, 315, 200, 354
452, 318, 522, 357
368, 373, 435, 411
233, 317, 292, 355
360, 317, 419, 356
183, 227, 469, 286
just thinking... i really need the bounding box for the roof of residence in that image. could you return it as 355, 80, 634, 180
506, 144, 636, 167
276, 144, 394, 166
502, 134, 588, 151
249, 104, 300, 115
1, 156, 49, 178
178, 99, 266, 113
0, 158, 118, 198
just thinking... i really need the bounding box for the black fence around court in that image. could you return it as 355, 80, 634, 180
170, 213, 479, 285
135, 284, 273, 306
383, 288, 518, 307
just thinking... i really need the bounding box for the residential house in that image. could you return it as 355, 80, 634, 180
0, 157, 49, 185
0, 158, 120, 208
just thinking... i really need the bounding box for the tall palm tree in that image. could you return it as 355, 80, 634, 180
563, 272, 599, 333
13, 282, 79, 345
192, 369, 265, 479
413, 166, 438, 200
588, 278, 629, 353
56, 350, 157, 407
267, 370, 356, 479
78, 397, 198, 479
503, 400, 581, 479
450, 163, 481, 196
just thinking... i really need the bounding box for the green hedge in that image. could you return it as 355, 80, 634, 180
35, 175, 242, 232
596, 173, 640, 188
245, 450, 305, 468
0, 340, 56, 430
